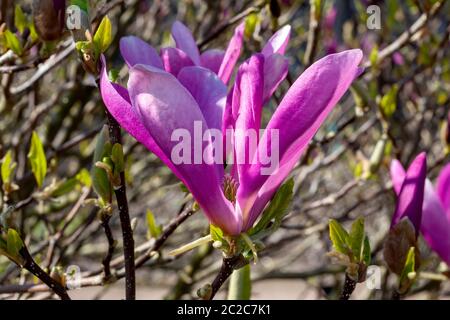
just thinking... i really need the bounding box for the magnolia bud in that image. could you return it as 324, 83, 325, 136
383, 218, 420, 275
32, 0, 66, 41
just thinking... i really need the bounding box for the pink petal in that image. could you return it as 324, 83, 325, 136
436, 164, 450, 216
99, 56, 176, 176
120, 36, 163, 69
128, 64, 241, 234
171, 21, 200, 65
261, 25, 291, 57
160, 47, 195, 77
391, 152, 427, 233
237, 49, 364, 229
421, 180, 450, 266
390, 159, 406, 195
218, 22, 245, 84
263, 53, 289, 103
177, 66, 227, 132
200, 49, 225, 74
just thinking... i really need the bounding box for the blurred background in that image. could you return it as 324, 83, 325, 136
0, 0, 449, 299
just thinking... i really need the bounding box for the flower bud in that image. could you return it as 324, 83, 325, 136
32, 0, 66, 41
383, 218, 420, 275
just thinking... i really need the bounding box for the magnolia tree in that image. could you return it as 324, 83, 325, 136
0, 0, 448, 300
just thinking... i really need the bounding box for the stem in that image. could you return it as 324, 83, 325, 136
209, 255, 246, 300
228, 264, 251, 300
20, 247, 71, 300
105, 109, 136, 300
100, 215, 115, 279
339, 273, 357, 300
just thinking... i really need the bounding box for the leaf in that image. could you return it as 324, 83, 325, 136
369, 45, 378, 67
249, 178, 294, 236
349, 217, 365, 262
91, 128, 112, 203
228, 264, 251, 300
380, 85, 398, 118
93, 16, 112, 57
75, 168, 91, 187
4, 30, 23, 55
146, 209, 162, 238
14, 5, 28, 34
111, 143, 124, 174
362, 235, 371, 265
1, 150, 16, 185
71, 0, 89, 12
329, 219, 351, 255
399, 246, 416, 292
28, 131, 47, 188
51, 178, 78, 197
210, 224, 224, 242
6, 229, 24, 259
244, 13, 259, 38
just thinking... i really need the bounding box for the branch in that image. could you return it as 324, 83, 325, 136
20, 247, 71, 300
104, 108, 136, 300
208, 255, 247, 300
340, 273, 357, 300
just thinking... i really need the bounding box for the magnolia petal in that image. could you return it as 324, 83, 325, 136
99, 56, 178, 177
218, 22, 245, 84
160, 47, 195, 77
263, 54, 289, 103
200, 49, 225, 74
128, 64, 241, 234
390, 159, 406, 195
436, 164, 450, 215
232, 54, 265, 184
171, 21, 201, 65
391, 152, 427, 234
120, 36, 163, 69
421, 180, 450, 266
178, 66, 227, 132
261, 25, 291, 57
236, 49, 364, 228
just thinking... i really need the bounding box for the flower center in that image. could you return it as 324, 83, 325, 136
223, 174, 238, 204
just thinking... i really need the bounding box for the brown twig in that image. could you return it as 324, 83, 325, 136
104, 109, 135, 300
208, 255, 247, 300
340, 273, 357, 300
20, 246, 71, 300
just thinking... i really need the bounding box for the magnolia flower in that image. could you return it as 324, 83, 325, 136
32, 0, 66, 41
120, 21, 249, 84
100, 21, 363, 234
391, 160, 450, 266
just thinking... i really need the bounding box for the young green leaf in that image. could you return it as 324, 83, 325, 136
146, 209, 162, 238
249, 178, 294, 236
399, 246, 416, 292
111, 143, 125, 174
362, 235, 371, 265
210, 224, 224, 242
14, 5, 28, 34
380, 85, 398, 118
4, 30, 23, 55
349, 217, 365, 262
6, 229, 24, 259
76, 168, 92, 187
1, 150, 16, 185
91, 128, 113, 203
329, 219, 351, 255
28, 131, 47, 188
51, 178, 78, 197
93, 16, 112, 56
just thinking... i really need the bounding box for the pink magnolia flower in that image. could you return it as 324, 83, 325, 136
100, 21, 363, 235
391, 158, 450, 265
